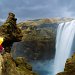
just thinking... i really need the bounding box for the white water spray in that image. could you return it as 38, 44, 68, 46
54, 20, 75, 74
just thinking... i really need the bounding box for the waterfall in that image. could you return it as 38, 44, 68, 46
54, 20, 75, 74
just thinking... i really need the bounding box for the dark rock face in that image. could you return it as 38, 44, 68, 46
2, 53, 37, 75
0, 12, 22, 52
57, 53, 75, 75
0, 12, 37, 75
11, 40, 55, 61
12, 19, 56, 61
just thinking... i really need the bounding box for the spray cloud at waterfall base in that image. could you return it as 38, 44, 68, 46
54, 20, 75, 74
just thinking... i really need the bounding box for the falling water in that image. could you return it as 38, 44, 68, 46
54, 20, 75, 75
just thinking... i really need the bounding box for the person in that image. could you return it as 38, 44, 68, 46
0, 37, 4, 54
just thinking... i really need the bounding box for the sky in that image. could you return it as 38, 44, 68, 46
0, 0, 75, 22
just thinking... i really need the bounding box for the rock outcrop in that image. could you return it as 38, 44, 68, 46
57, 53, 75, 75
1, 53, 37, 75
0, 12, 37, 75
0, 12, 23, 52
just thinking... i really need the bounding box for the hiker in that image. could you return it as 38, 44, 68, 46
0, 37, 4, 54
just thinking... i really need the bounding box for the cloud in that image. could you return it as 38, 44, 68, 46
0, 0, 75, 21
57, 7, 73, 18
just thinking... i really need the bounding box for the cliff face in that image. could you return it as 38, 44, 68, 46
15, 18, 73, 61
0, 13, 37, 75
12, 40, 55, 61
12, 21, 55, 60
16, 18, 57, 60
0, 12, 23, 52
57, 53, 75, 75
0, 15, 73, 74
1, 53, 37, 75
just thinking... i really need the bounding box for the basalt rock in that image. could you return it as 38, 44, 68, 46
0, 12, 23, 52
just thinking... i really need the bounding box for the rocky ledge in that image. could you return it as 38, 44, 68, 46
0, 53, 37, 75
0, 12, 38, 75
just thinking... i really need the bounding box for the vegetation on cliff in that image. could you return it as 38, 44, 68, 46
18, 18, 73, 27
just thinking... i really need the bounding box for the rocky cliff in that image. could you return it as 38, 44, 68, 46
0, 12, 37, 75
0, 51, 36, 75
0, 12, 22, 52
1, 53, 37, 75
16, 18, 73, 61
13, 19, 56, 60
12, 40, 55, 61
0, 13, 74, 74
